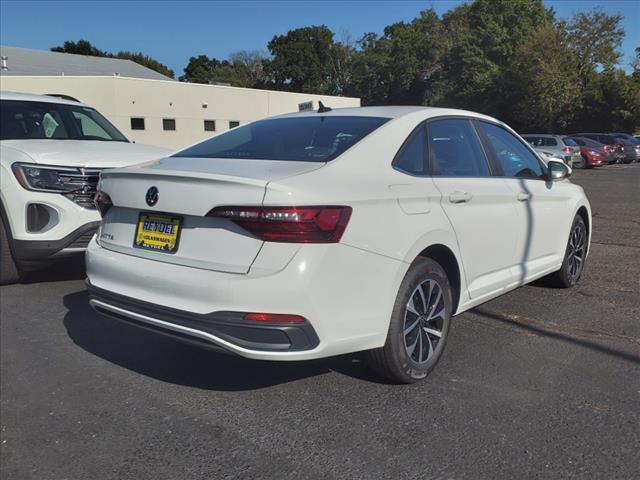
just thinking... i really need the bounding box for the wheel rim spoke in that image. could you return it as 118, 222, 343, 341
404, 278, 446, 364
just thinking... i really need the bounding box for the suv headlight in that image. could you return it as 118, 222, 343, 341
11, 163, 102, 209
11, 163, 80, 192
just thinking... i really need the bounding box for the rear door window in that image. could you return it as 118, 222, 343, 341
478, 122, 544, 179
174, 116, 389, 162
428, 119, 491, 177
543, 137, 558, 146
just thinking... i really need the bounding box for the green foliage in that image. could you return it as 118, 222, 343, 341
54, 1, 639, 133
349, 9, 446, 105
264, 25, 335, 93
51, 39, 174, 78
509, 26, 581, 131
180, 51, 268, 88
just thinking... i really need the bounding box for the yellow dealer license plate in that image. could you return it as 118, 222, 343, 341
134, 213, 182, 253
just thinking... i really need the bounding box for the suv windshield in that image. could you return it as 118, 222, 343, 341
174, 116, 389, 162
0, 100, 129, 142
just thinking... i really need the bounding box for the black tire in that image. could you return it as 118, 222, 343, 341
548, 215, 587, 288
1, 217, 21, 285
367, 257, 453, 384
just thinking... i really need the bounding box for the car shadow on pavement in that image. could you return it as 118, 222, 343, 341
62, 289, 389, 391
21, 257, 87, 284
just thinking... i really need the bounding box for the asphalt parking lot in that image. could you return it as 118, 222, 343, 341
1, 164, 639, 480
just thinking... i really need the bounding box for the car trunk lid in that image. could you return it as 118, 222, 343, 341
97, 157, 323, 273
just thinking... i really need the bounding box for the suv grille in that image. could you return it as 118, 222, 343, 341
60, 168, 103, 209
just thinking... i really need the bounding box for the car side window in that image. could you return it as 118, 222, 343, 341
428, 119, 490, 177
544, 137, 558, 146
393, 125, 427, 175
479, 122, 544, 179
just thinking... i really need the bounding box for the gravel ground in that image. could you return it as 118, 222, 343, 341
1, 164, 639, 479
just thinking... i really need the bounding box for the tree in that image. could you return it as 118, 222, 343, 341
52, 39, 108, 57
560, 8, 625, 87
350, 9, 447, 105
264, 25, 335, 93
180, 51, 267, 87
437, 0, 554, 117
632, 47, 640, 82
509, 26, 581, 131
180, 55, 224, 83
51, 39, 174, 78
114, 51, 174, 79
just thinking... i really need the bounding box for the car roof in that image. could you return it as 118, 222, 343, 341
270, 105, 500, 122
0, 90, 89, 107
521, 134, 563, 137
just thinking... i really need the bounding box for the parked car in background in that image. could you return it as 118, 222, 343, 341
608, 133, 640, 163
86, 106, 591, 384
536, 150, 568, 166
568, 136, 613, 168
0, 91, 171, 284
576, 133, 626, 163
521, 134, 581, 168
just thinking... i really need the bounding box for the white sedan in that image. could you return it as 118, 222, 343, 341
86, 106, 591, 384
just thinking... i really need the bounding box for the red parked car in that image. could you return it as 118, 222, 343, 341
568, 136, 613, 168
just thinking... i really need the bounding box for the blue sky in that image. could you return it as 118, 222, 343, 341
1, 1, 638, 76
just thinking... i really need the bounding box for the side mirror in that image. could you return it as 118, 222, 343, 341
547, 160, 571, 181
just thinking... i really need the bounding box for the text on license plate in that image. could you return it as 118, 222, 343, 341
134, 213, 182, 253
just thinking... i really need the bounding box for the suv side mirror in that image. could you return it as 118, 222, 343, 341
547, 160, 571, 181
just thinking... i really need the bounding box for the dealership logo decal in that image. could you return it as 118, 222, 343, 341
146, 186, 159, 206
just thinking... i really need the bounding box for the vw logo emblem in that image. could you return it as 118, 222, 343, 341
145, 186, 159, 206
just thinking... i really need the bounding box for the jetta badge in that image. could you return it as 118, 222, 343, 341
145, 186, 159, 206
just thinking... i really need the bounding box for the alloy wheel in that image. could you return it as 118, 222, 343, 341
567, 223, 586, 282
403, 279, 446, 364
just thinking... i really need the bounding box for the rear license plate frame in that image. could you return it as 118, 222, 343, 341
133, 212, 183, 254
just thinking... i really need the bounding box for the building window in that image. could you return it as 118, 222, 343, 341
163, 118, 176, 131
204, 120, 216, 132
229, 121, 240, 129
131, 117, 145, 130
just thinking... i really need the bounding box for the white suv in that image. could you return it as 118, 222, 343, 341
0, 91, 170, 284
86, 106, 591, 383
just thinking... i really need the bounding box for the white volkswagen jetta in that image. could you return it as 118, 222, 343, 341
87, 106, 591, 383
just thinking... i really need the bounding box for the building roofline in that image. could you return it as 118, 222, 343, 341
0, 75, 361, 100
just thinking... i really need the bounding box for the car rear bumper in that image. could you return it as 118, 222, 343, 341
88, 283, 320, 353
85, 237, 404, 360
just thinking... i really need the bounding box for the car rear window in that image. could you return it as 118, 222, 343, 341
173, 116, 390, 162
562, 137, 578, 146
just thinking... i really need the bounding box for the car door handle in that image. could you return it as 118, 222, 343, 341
449, 191, 472, 204
517, 192, 532, 202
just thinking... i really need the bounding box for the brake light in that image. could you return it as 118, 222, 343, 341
207, 206, 352, 243
563, 146, 573, 153
603, 145, 612, 152
94, 191, 113, 217
244, 313, 306, 323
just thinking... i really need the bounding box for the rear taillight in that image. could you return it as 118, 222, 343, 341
603, 145, 612, 152
94, 191, 113, 217
207, 206, 352, 243
244, 313, 306, 323
563, 146, 573, 153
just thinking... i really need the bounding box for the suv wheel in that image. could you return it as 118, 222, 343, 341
367, 257, 452, 384
0, 217, 21, 285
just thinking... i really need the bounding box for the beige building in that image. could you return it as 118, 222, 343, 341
0, 46, 360, 150
1, 75, 360, 150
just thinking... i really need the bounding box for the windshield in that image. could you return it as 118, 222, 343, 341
174, 116, 389, 162
0, 100, 129, 142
